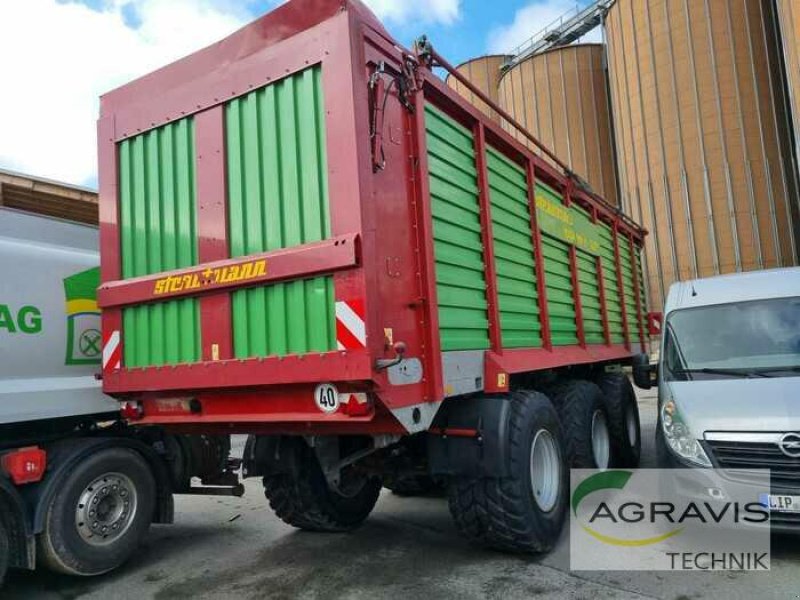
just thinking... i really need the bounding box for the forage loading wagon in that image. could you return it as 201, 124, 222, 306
97, 0, 649, 551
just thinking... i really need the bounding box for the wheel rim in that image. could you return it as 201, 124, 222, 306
530, 429, 561, 513
626, 405, 638, 447
75, 472, 138, 546
591, 410, 611, 470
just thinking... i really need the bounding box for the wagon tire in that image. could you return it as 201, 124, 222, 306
595, 373, 641, 467
448, 391, 568, 553
0, 518, 9, 586
385, 476, 446, 497
263, 438, 381, 532
547, 380, 611, 469
37, 448, 156, 576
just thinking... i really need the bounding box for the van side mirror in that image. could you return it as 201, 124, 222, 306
632, 353, 656, 390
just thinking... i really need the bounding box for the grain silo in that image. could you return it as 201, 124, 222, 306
497, 44, 619, 204
605, 0, 800, 311
445, 55, 509, 123
777, 0, 800, 180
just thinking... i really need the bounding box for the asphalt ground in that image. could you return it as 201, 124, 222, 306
5, 388, 800, 599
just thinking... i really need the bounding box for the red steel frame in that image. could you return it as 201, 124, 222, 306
97, 0, 648, 433
195, 107, 233, 362
474, 123, 503, 353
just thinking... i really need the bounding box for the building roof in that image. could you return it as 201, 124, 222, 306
0, 167, 98, 225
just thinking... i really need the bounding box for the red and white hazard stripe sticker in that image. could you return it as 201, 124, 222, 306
102, 330, 121, 371
335, 299, 366, 350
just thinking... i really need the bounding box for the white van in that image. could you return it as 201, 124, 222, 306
634, 268, 800, 530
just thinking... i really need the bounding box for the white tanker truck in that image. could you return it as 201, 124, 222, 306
0, 205, 238, 584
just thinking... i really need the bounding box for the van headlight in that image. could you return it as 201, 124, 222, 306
661, 399, 711, 467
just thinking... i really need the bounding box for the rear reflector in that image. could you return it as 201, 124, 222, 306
341, 393, 371, 417
120, 401, 144, 420
2, 447, 47, 485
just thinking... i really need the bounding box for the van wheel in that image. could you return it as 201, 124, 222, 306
448, 391, 568, 553
0, 518, 9, 586
595, 373, 641, 467
263, 438, 381, 532
38, 448, 156, 576
548, 380, 611, 469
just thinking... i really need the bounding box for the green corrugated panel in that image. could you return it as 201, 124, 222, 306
598, 226, 625, 344
620, 238, 639, 339
119, 118, 201, 368
226, 66, 336, 358
635, 248, 647, 339
425, 105, 490, 351
541, 236, 577, 345
486, 148, 541, 348
536, 184, 578, 346
570, 204, 602, 345
576, 249, 605, 344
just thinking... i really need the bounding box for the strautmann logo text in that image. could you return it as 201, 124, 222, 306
570, 469, 770, 571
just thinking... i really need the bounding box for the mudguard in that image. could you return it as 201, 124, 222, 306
242, 435, 302, 478
427, 395, 513, 478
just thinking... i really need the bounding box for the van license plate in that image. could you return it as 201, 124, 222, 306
763, 494, 800, 513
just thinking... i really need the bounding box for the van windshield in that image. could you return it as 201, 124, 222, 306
663, 296, 800, 381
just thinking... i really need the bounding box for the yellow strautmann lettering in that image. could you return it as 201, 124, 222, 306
536, 194, 573, 225
153, 259, 267, 295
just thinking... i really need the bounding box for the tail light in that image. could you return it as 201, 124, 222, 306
1, 447, 47, 485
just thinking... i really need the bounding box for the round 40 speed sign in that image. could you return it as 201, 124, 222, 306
314, 383, 340, 414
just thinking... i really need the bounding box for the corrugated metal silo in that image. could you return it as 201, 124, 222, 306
605, 0, 800, 311
445, 55, 509, 123
777, 0, 800, 180
497, 44, 619, 205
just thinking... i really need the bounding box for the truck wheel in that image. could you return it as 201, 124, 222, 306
448, 391, 567, 553
385, 476, 446, 497
37, 448, 156, 576
595, 373, 641, 467
548, 380, 611, 469
0, 518, 8, 587
263, 438, 381, 532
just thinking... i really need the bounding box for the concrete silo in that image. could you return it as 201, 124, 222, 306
605, 0, 800, 310
498, 44, 619, 205
445, 55, 510, 123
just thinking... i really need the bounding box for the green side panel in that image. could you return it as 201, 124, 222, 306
535, 181, 602, 254
576, 249, 605, 345
571, 203, 604, 346
118, 118, 201, 368
536, 181, 578, 346
597, 226, 625, 344
635, 248, 648, 340
541, 235, 578, 346
226, 66, 336, 358
486, 148, 541, 348
425, 104, 490, 351
620, 238, 640, 340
